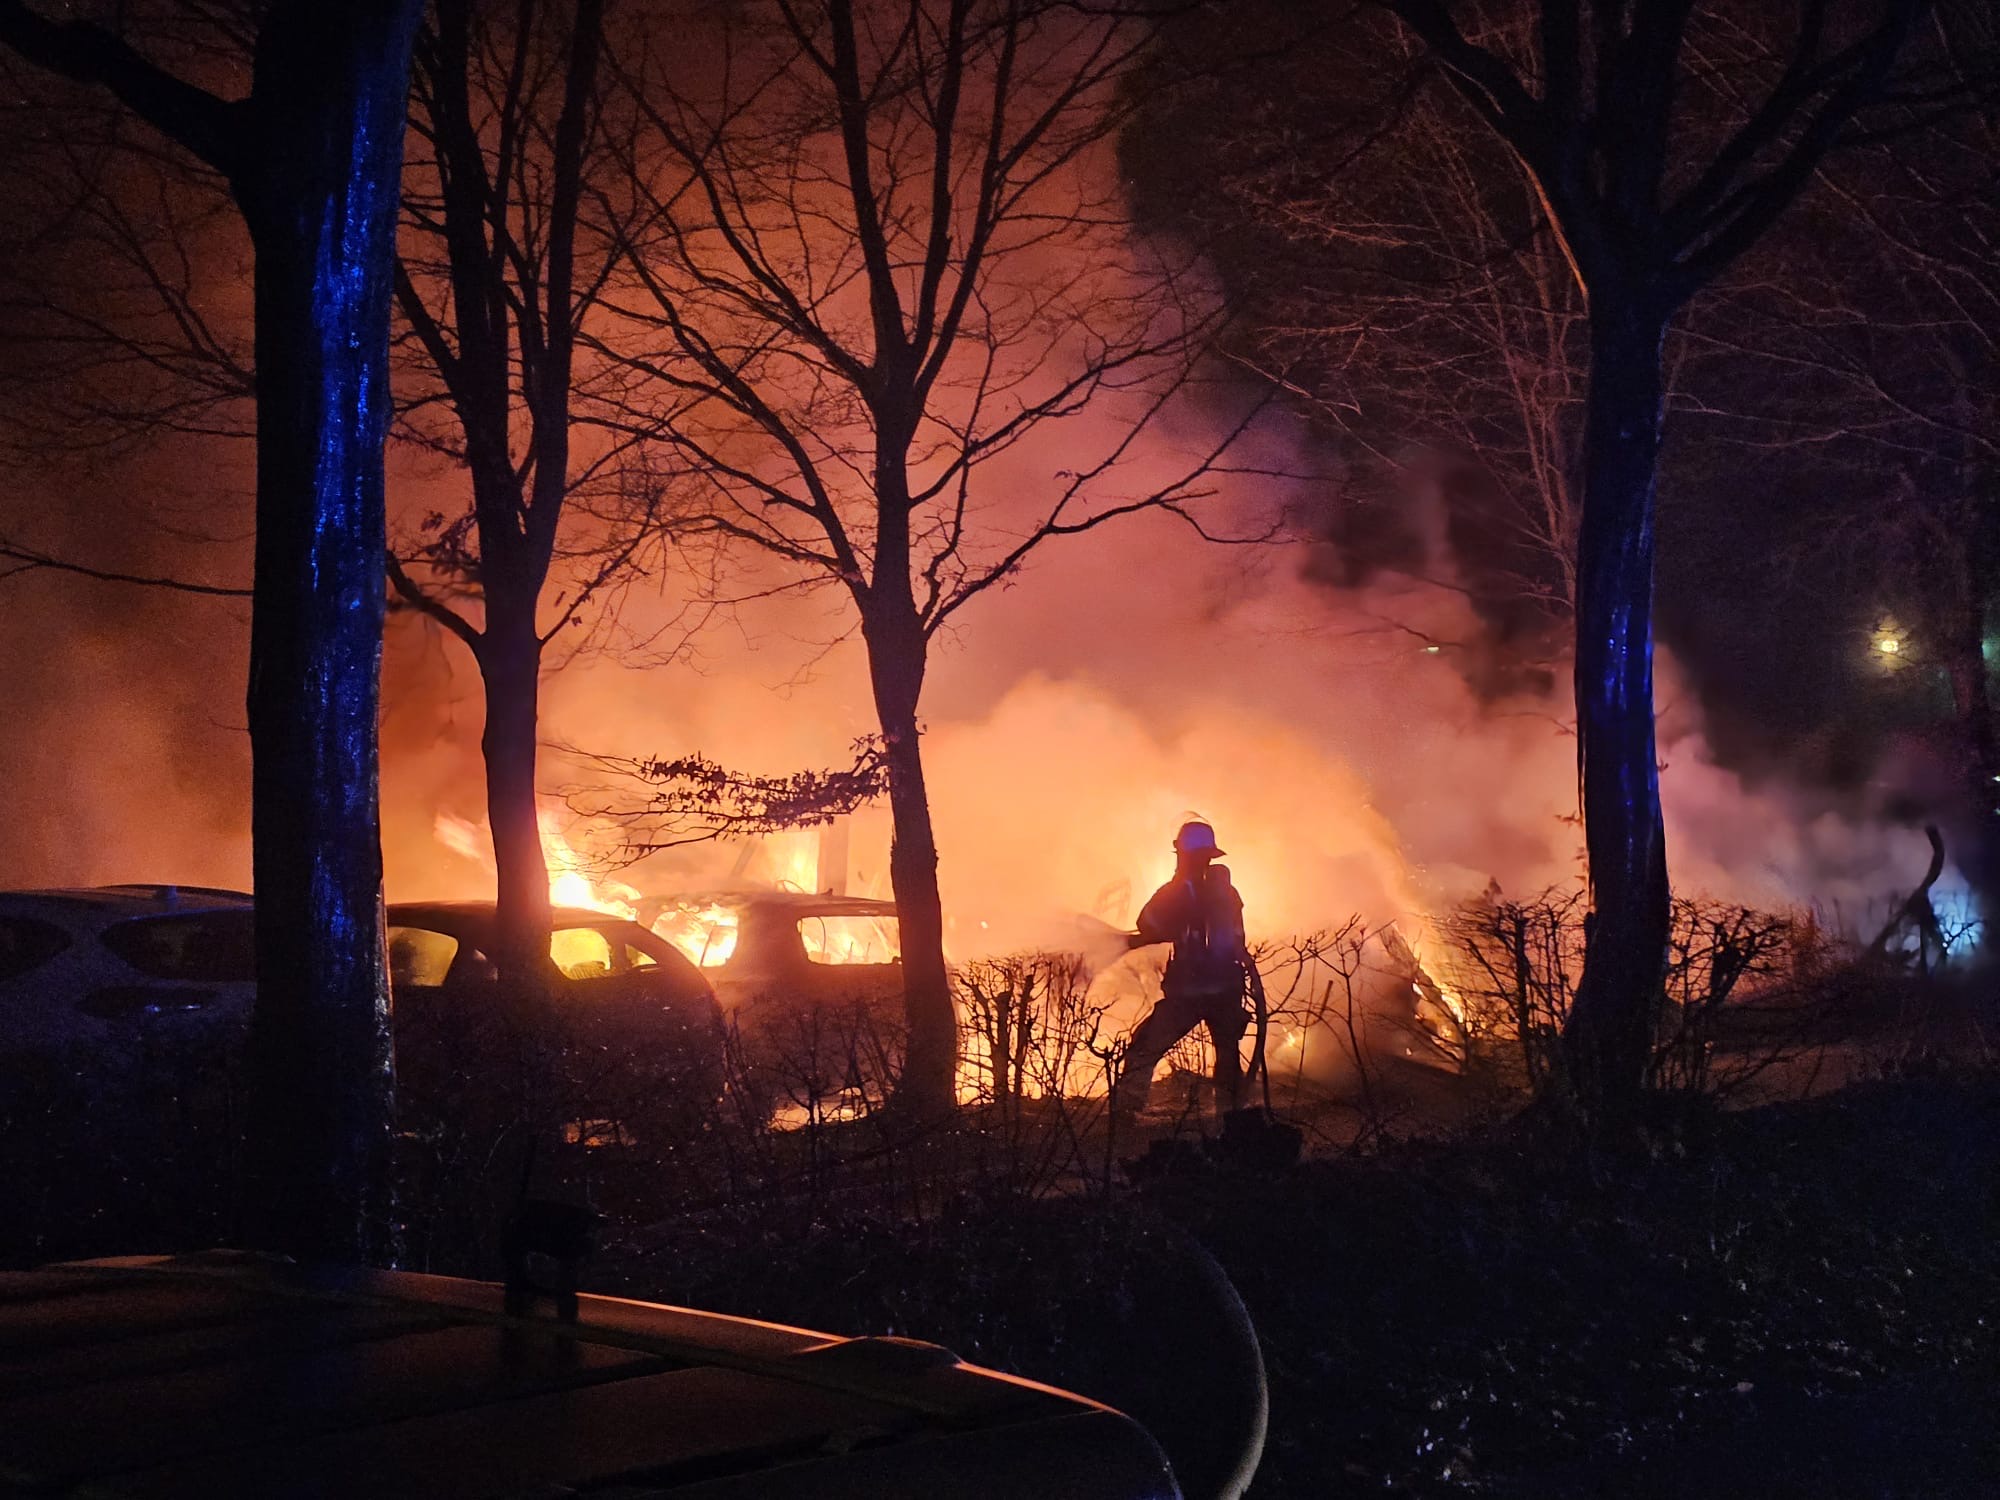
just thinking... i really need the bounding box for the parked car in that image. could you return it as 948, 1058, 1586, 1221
0, 889, 725, 1133
385, 899, 717, 1004
385, 901, 726, 1146
1, 1253, 1185, 1497
636, 891, 903, 1122
0, 885, 258, 1053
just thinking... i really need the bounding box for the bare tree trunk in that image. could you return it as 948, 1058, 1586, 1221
238, 0, 422, 1261
1562, 294, 1673, 1120
863, 606, 956, 1116
1944, 360, 2000, 923
1945, 558, 2000, 926
478, 602, 554, 985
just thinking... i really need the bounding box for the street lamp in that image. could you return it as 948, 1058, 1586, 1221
1870, 616, 1912, 673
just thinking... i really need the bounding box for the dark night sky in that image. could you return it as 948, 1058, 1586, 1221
1118, 0, 1994, 808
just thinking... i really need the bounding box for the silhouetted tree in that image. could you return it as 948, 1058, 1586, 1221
387, 0, 643, 983
0, 0, 425, 1256
1374, 0, 1934, 1119
591, 0, 1256, 1113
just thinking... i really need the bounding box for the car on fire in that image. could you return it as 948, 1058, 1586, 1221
639, 889, 903, 1006
636, 890, 903, 1121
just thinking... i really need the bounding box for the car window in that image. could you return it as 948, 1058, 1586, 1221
551, 926, 615, 980
100, 911, 256, 982
387, 927, 460, 988
624, 944, 657, 970
0, 915, 72, 980
799, 914, 901, 965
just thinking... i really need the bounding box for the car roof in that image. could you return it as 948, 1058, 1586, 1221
648, 890, 899, 920
388, 901, 650, 930
0, 1255, 1177, 1497
0, 886, 254, 917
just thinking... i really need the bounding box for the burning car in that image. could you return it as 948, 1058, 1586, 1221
640, 891, 903, 1121
641, 890, 902, 1007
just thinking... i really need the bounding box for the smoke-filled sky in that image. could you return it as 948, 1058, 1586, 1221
0, 0, 1963, 948
0, 345, 1948, 951
2, 397, 1934, 955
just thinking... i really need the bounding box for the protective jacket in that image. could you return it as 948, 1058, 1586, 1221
1137, 865, 1248, 998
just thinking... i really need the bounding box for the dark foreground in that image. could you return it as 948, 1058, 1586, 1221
597, 1074, 2000, 1498
7, 1057, 1997, 1497
0, 1256, 1172, 1498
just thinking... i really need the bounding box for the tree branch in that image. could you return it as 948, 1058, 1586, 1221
0, 2, 247, 177
0, 538, 251, 596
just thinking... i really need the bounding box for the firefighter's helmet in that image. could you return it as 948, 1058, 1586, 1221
1173, 820, 1226, 858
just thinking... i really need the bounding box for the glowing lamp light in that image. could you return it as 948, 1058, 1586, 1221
1870, 618, 1912, 669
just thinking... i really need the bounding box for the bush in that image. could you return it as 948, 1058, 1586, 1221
1436, 887, 1840, 1103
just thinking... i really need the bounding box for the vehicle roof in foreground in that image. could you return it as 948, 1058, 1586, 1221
0, 1253, 1177, 1499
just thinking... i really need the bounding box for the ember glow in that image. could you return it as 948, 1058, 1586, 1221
654, 903, 740, 967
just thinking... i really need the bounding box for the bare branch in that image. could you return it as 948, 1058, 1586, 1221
0, 2, 246, 176
0, 537, 250, 596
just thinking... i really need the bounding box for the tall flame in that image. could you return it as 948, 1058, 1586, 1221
432, 809, 642, 920
540, 815, 641, 919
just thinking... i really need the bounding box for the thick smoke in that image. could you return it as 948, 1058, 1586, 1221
0, 6, 1945, 948
0, 399, 1940, 952
0, 442, 255, 890
385, 411, 1945, 963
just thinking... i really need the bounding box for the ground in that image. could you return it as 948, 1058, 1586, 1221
7, 1042, 1997, 1497
596, 1072, 2000, 1498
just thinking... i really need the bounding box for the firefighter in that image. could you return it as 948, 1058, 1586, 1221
1111, 820, 1253, 1123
